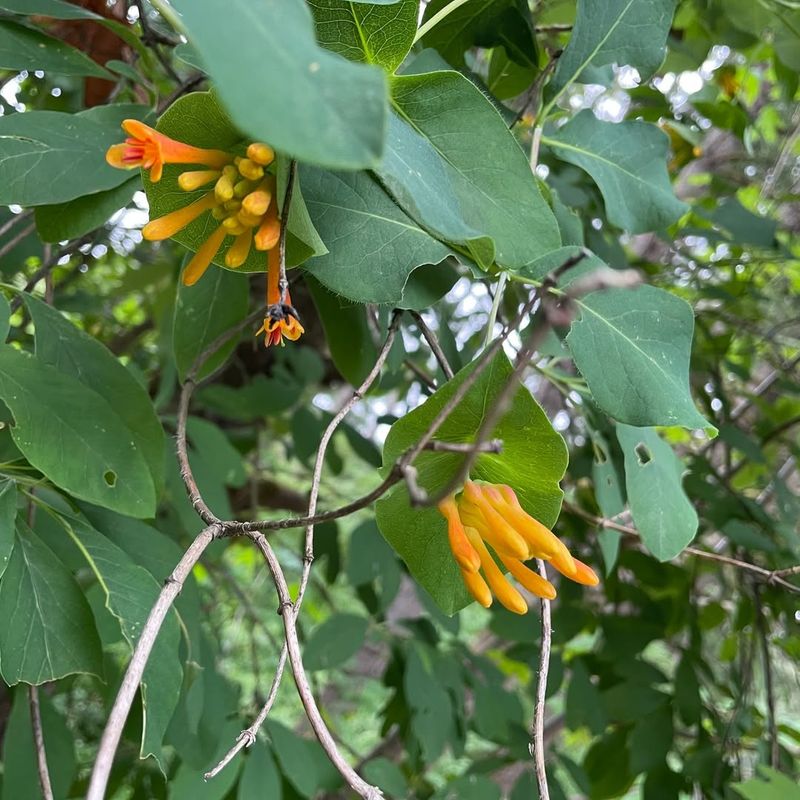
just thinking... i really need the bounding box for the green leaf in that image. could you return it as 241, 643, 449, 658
404, 645, 454, 761
420, 0, 537, 68
583, 728, 635, 800
0, 291, 9, 341
173, 263, 250, 382
24, 294, 165, 496
0, 19, 112, 78
34, 176, 139, 243
548, 0, 677, 104
61, 515, 182, 765
0, 103, 150, 206
302, 166, 452, 304
1, 689, 76, 800
304, 613, 368, 671
145, 91, 322, 275
0, 347, 156, 517
309, 0, 419, 72
565, 660, 607, 734
186, 417, 247, 488
266, 720, 321, 798
306, 276, 378, 385
238, 741, 282, 800
169, 0, 388, 169
488, 46, 537, 100
0, 520, 103, 684
543, 112, 687, 234
362, 758, 408, 799
566, 285, 712, 431
0, 0, 101, 18
0, 479, 16, 581
616, 424, 698, 561
734, 768, 800, 800
381, 70, 561, 269
375, 351, 568, 614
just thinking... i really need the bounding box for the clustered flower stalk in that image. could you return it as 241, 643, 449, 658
439, 481, 599, 614
106, 120, 303, 347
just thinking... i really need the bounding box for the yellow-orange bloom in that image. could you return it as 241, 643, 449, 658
256, 247, 304, 347
437, 481, 599, 614
105, 119, 231, 183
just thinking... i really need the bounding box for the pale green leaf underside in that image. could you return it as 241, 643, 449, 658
380, 70, 561, 269
544, 111, 688, 234
566, 285, 711, 432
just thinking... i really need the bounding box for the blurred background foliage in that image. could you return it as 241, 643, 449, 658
0, 0, 797, 799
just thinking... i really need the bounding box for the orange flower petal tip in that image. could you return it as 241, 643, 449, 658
461, 568, 492, 608
571, 558, 600, 587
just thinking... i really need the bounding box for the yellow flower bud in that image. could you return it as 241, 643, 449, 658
247, 142, 275, 166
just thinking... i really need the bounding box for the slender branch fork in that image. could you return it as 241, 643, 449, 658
87, 245, 641, 798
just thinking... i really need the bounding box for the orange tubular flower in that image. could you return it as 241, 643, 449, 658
437, 480, 599, 614
256, 248, 304, 347
106, 119, 231, 183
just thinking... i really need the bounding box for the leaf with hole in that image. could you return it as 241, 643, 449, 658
24, 294, 165, 497
0, 347, 156, 517
616, 424, 698, 561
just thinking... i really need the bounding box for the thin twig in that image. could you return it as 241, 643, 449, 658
206, 313, 402, 781
0, 208, 32, 239
483, 272, 507, 349
86, 525, 221, 800
562, 501, 800, 594
529, 559, 551, 800
156, 73, 206, 114
424, 439, 503, 454
0, 222, 35, 262
407, 310, 455, 380
249, 532, 383, 799
28, 685, 54, 800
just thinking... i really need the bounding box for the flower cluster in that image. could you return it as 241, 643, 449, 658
439, 480, 598, 615
106, 120, 303, 346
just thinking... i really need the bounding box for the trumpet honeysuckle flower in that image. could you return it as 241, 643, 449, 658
106, 122, 286, 287
256, 248, 304, 347
438, 480, 599, 615
105, 119, 231, 183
